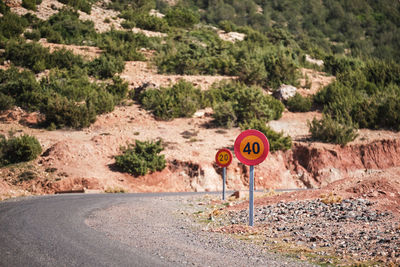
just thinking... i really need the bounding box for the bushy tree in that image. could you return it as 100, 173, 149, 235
57, 0, 92, 13
0, 13, 28, 38
4, 39, 50, 73
308, 115, 358, 146
88, 54, 125, 79
38, 8, 97, 44
207, 81, 284, 127
0, 92, 14, 111
106, 76, 129, 104
0, 67, 42, 111
138, 80, 203, 120
0, 0, 10, 14
286, 93, 312, 112
165, 6, 199, 28
0, 134, 42, 166
40, 94, 96, 129
22, 0, 41, 11
115, 139, 166, 176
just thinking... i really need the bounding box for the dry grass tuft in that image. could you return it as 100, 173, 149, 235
104, 186, 127, 193
320, 192, 343, 204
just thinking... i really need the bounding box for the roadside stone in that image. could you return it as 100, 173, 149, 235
227, 198, 399, 264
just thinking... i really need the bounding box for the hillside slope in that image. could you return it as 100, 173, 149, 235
0, 0, 399, 201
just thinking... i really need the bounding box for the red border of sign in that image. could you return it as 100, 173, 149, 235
215, 148, 233, 168
234, 129, 269, 166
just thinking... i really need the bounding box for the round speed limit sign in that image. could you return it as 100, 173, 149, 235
215, 148, 233, 168
234, 129, 269, 166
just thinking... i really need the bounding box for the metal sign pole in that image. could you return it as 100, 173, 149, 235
249, 165, 254, 226
222, 167, 226, 200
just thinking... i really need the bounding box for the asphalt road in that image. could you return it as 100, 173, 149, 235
0, 193, 196, 267
0, 190, 311, 267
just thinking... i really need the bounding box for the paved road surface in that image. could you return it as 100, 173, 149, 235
0, 193, 172, 267
0, 192, 312, 267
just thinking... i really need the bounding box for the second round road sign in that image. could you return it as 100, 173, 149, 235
234, 129, 269, 166
215, 148, 233, 168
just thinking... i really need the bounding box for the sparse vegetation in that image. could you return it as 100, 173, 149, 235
105, 186, 127, 193
115, 139, 166, 177
320, 192, 343, 205
18, 170, 37, 182
0, 0, 398, 138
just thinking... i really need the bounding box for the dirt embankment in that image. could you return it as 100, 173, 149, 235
289, 139, 400, 188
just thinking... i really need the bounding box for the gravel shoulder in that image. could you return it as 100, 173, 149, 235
85, 194, 315, 267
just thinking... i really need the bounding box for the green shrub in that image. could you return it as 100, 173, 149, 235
0, 134, 42, 167
308, 115, 358, 146
315, 74, 400, 131
48, 48, 85, 70
38, 8, 97, 44
115, 139, 166, 176
0, 13, 28, 38
121, 20, 135, 29
286, 93, 312, 112
57, 0, 92, 13
24, 29, 41, 41
0, 53, 126, 129
207, 81, 284, 127
0, 67, 42, 111
218, 20, 237, 32
0, 92, 15, 111
165, 6, 199, 28
120, 5, 169, 32
133, 13, 169, 32
0, 0, 10, 14
240, 118, 292, 152
212, 101, 237, 128
4, 39, 50, 73
106, 76, 129, 104
18, 170, 37, 182
40, 94, 96, 129
323, 55, 364, 76
138, 80, 203, 120
376, 85, 400, 131
22, 0, 38, 11
41, 67, 93, 101
235, 45, 300, 88
154, 29, 236, 75
88, 54, 125, 79
97, 31, 150, 61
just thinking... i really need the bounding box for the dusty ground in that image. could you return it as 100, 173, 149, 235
86, 194, 315, 267
201, 169, 400, 266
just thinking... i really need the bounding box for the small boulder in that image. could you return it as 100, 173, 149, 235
274, 84, 297, 101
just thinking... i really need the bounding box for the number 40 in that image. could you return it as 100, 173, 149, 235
243, 142, 260, 154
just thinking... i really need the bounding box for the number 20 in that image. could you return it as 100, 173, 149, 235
219, 154, 229, 162
243, 142, 260, 154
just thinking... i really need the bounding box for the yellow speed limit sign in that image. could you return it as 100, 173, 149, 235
234, 129, 269, 166
215, 148, 233, 168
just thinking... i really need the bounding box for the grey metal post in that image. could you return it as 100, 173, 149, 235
222, 167, 226, 200
249, 165, 254, 226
